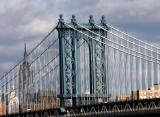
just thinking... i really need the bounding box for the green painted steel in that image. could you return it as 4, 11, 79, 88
57, 14, 109, 107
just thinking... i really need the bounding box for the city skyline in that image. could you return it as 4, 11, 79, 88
0, 0, 160, 76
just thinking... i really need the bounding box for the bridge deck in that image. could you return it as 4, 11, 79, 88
1, 98, 160, 117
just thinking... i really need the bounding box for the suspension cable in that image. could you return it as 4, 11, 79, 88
105, 23, 160, 51
94, 23, 160, 57
75, 23, 160, 62
64, 23, 160, 65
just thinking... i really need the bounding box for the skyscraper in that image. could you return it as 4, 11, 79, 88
19, 44, 32, 112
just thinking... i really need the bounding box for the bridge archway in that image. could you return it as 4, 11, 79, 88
78, 38, 91, 101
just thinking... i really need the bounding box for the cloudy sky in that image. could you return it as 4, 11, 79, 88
0, 0, 160, 76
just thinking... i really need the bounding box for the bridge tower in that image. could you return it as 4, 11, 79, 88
57, 15, 109, 107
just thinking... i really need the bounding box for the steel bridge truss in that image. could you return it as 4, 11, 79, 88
57, 14, 160, 108
57, 15, 110, 107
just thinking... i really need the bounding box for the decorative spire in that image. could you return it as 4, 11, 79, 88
59, 14, 64, 23
71, 14, 77, 25
101, 15, 106, 25
89, 15, 95, 25
101, 15, 109, 30
57, 14, 65, 28
24, 43, 27, 60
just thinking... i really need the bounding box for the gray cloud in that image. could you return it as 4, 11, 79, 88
0, 0, 160, 76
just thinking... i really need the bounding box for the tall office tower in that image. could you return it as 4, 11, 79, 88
19, 44, 32, 112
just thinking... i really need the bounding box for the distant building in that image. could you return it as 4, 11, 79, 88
37, 90, 58, 108
0, 102, 5, 115
0, 94, 5, 115
138, 90, 147, 100
20, 90, 58, 111
0, 93, 9, 115
19, 44, 33, 112
131, 84, 160, 100
116, 95, 130, 102
8, 90, 19, 114
148, 84, 160, 99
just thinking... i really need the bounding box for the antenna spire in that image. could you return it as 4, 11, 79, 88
24, 43, 27, 60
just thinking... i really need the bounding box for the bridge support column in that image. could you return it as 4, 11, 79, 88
57, 14, 78, 107
87, 15, 109, 101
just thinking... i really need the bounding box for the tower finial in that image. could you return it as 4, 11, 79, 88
24, 43, 27, 60
89, 15, 95, 25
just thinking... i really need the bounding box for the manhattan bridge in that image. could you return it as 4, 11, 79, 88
0, 15, 160, 116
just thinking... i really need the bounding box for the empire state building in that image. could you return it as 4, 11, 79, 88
19, 44, 32, 111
